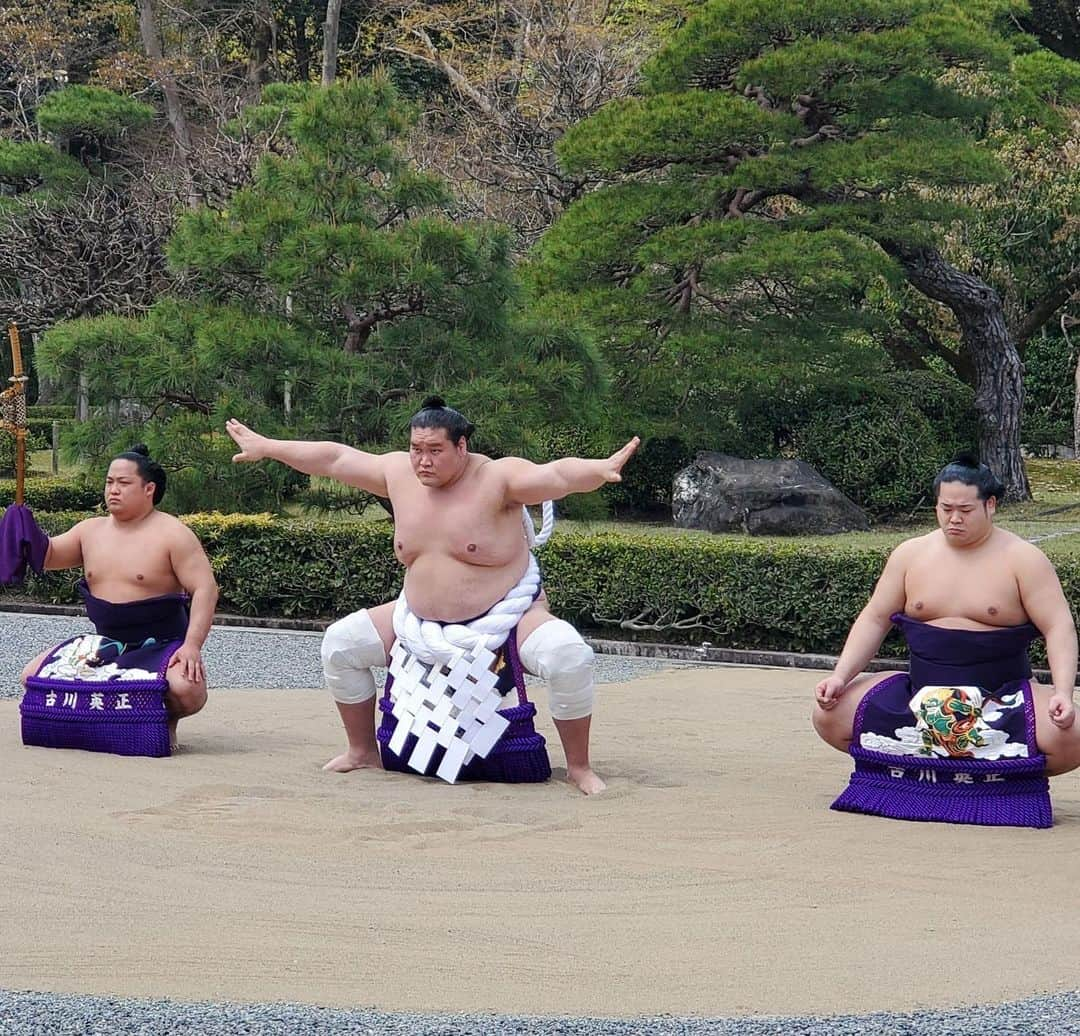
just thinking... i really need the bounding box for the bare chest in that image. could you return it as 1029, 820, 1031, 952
389, 477, 521, 567
904, 550, 1026, 626
82, 527, 180, 597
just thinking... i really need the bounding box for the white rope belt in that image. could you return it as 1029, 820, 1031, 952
385, 502, 554, 783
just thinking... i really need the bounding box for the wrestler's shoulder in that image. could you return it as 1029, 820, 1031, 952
147, 511, 205, 544
891, 531, 937, 558
995, 527, 1056, 565
70, 514, 108, 536
381, 451, 414, 476
479, 454, 517, 475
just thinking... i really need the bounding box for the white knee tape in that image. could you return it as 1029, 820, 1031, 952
519, 619, 594, 722
321, 609, 385, 704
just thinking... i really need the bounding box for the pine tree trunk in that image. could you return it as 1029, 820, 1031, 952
885, 244, 1031, 501
322, 0, 343, 86
249, 0, 275, 86
294, 10, 311, 82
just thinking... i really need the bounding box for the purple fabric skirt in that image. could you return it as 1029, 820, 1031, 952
20, 587, 190, 758
832, 673, 1051, 828
377, 628, 551, 783
890, 611, 1038, 689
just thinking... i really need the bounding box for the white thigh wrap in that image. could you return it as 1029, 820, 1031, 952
518, 619, 594, 722
321, 609, 386, 704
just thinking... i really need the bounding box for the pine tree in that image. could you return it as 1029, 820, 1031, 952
36, 74, 604, 510
534, 0, 1080, 499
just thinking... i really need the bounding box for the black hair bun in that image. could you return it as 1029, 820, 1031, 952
951, 451, 980, 469
421, 395, 447, 410
129, 444, 151, 457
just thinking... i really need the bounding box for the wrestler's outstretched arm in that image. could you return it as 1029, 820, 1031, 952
815, 540, 913, 709
225, 418, 390, 496
1016, 545, 1078, 729
496, 436, 640, 506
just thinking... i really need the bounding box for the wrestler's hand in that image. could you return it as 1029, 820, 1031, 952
602, 437, 641, 483
814, 674, 847, 710
1048, 692, 1076, 730
225, 418, 269, 463
169, 644, 206, 685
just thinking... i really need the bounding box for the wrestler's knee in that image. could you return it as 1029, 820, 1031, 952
20, 652, 47, 688
321, 609, 386, 704
166, 671, 207, 717
810, 701, 834, 738
519, 619, 594, 722
1036, 721, 1080, 776
811, 703, 849, 749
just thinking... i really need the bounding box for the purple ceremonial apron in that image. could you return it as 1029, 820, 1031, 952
831, 613, 1051, 828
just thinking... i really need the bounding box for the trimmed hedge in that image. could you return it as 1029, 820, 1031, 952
0, 429, 47, 475
3, 512, 1070, 665
0, 478, 103, 511
28, 406, 76, 420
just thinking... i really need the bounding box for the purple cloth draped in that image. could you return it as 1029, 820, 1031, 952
831, 618, 1051, 828
74, 578, 189, 670
0, 504, 49, 585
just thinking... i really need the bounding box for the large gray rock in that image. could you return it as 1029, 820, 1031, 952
672, 453, 869, 535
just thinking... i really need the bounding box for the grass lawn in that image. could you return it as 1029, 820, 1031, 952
27, 448, 82, 479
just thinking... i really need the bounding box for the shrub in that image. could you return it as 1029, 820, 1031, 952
4, 512, 1071, 666
528, 425, 614, 520
606, 435, 696, 517
794, 373, 977, 517
61, 413, 309, 515
28, 406, 76, 420
1022, 332, 1075, 452
0, 429, 51, 476
26, 417, 73, 440
0, 476, 103, 510
528, 426, 697, 518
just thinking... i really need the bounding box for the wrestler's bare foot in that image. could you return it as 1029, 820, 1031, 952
322, 747, 383, 772
567, 765, 606, 795
168, 718, 179, 754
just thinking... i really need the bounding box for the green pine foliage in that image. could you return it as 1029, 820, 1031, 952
36, 86, 155, 138
0, 140, 88, 207
531, 0, 1077, 514
36, 75, 606, 510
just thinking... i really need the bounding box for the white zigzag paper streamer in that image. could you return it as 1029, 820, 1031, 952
387, 640, 510, 782
385, 500, 554, 782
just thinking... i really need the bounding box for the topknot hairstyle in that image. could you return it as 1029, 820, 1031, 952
933, 451, 1004, 503
409, 397, 475, 445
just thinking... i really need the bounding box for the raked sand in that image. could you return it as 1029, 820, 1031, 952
2, 667, 1079, 1019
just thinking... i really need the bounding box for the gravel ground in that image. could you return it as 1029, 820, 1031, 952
0, 612, 679, 698
1, 989, 1078, 1035
5, 610, 1076, 1034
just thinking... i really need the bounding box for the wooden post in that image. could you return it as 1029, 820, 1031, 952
6, 323, 26, 505
77, 371, 89, 422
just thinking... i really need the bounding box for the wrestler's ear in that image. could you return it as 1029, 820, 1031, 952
986, 495, 997, 518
